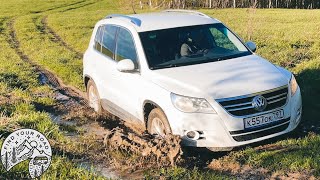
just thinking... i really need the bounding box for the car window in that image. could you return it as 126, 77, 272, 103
94, 26, 103, 51
101, 25, 118, 58
115, 28, 137, 62
210, 28, 238, 51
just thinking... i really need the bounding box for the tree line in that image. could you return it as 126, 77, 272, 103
133, 0, 320, 9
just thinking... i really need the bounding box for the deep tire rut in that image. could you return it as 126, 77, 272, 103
6, 17, 147, 134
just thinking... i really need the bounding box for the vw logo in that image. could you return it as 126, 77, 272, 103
252, 95, 267, 111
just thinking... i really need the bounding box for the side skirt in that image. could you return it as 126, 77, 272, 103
100, 99, 145, 127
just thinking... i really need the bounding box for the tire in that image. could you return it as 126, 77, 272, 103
147, 108, 172, 137
87, 79, 102, 114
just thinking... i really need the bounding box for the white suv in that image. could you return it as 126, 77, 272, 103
83, 10, 302, 151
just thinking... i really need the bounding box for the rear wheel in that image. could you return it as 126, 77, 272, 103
87, 79, 102, 114
147, 108, 172, 137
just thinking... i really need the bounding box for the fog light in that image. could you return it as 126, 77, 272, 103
187, 131, 196, 138
297, 108, 301, 116
185, 130, 200, 140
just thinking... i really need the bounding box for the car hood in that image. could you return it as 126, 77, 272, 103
148, 55, 289, 99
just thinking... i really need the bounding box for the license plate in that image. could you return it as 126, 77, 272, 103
244, 109, 284, 129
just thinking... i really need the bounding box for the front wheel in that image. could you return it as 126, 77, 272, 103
87, 79, 102, 114
147, 108, 172, 137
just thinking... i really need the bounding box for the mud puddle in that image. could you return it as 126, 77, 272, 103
37, 72, 123, 178
47, 102, 123, 178
78, 160, 120, 179
49, 112, 122, 179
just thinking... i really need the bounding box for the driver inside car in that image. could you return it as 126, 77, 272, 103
180, 30, 208, 57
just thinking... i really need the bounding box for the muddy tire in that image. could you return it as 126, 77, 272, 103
87, 79, 102, 114
147, 108, 172, 137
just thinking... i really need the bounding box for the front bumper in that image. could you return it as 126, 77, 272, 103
166, 87, 302, 149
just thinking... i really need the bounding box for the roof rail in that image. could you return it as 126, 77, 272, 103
162, 9, 211, 18
105, 14, 142, 27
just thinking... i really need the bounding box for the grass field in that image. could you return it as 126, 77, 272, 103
0, 0, 320, 179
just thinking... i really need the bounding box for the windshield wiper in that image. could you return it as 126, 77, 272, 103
150, 63, 178, 70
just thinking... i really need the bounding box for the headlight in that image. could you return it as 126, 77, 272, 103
290, 74, 298, 97
170, 93, 216, 113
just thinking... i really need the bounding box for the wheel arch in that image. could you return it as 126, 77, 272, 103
84, 74, 93, 90
142, 100, 168, 129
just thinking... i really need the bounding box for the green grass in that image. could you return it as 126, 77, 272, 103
0, 153, 106, 179
0, 16, 105, 179
221, 133, 320, 175
145, 167, 233, 180
1, 0, 320, 178
13, 15, 83, 89
47, 0, 120, 53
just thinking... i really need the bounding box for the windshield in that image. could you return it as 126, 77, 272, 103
139, 23, 252, 70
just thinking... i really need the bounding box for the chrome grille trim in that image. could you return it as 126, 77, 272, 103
217, 85, 288, 116
224, 101, 252, 108
266, 92, 287, 101
228, 105, 253, 112
268, 96, 287, 104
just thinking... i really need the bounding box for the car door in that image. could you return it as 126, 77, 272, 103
110, 27, 145, 123
90, 24, 121, 114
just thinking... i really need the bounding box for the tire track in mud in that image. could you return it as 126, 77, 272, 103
41, 16, 83, 59
4, 18, 140, 179
0, 17, 7, 34
38, 1, 98, 58
28, 15, 149, 135
7, 19, 86, 103
6, 18, 139, 135
59, 1, 96, 12
29, 0, 86, 14
7, 16, 147, 134
33, 0, 97, 60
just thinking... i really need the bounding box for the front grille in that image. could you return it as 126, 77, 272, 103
231, 121, 290, 142
217, 86, 288, 116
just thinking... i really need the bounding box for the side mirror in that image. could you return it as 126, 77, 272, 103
246, 41, 257, 52
116, 59, 135, 72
